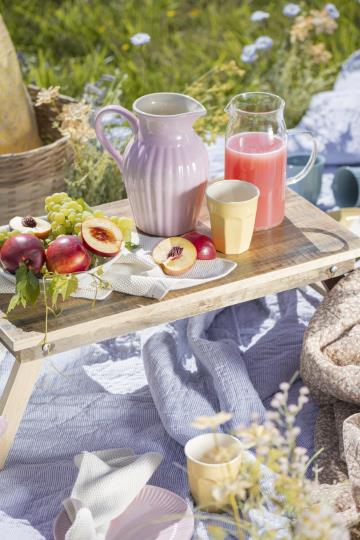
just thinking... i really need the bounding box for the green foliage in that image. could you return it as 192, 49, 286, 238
7, 264, 40, 313
0, 0, 359, 202
1, 0, 359, 114
65, 140, 126, 206
46, 273, 78, 308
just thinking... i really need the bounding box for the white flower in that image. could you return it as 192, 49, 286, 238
241, 44, 258, 64
130, 32, 151, 46
325, 3, 340, 18
255, 36, 273, 50
250, 10, 270, 22
191, 411, 233, 430
298, 395, 309, 406
279, 382, 290, 392
283, 3, 301, 17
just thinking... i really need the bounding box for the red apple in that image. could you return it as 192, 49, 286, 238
46, 235, 91, 274
183, 231, 217, 260
81, 217, 122, 257
0, 234, 45, 274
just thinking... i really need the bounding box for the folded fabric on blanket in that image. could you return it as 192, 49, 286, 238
142, 289, 319, 452
301, 269, 360, 529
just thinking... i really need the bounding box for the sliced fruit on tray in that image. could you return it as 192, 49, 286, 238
9, 215, 52, 239
0, 234, 45, 274
183, 231, 216, 260
152, 237, 197, 276
46, 235, 91, 274
81, 217, 123, 257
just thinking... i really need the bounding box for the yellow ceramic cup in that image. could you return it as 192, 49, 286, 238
184, 433, 243, 512
206, 180, 260, 255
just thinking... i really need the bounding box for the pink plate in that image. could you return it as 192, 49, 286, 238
53, 485, 194, 540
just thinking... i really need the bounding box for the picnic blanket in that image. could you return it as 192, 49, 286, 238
0, 51, 360, 539
301, 269, 360, 529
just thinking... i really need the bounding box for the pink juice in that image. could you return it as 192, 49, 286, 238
225, 132, 287, 230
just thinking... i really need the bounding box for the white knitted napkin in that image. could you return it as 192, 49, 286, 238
0, 231, 237, 300
63, 448, 163, 540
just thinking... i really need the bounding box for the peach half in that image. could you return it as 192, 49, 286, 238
81, 217, 122, 257
152, 237, 197, 276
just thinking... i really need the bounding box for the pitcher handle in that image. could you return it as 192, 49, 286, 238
95, 105, 139, 172
286, 130, 318, 185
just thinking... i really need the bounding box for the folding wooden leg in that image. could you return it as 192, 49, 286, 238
0, 357, 43, 469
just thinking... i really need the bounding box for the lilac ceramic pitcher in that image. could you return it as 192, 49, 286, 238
95, 93, 209, 237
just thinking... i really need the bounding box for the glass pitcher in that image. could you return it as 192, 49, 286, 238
224, 92, 317, 230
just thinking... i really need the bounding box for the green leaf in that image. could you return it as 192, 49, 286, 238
125, 241, 139, 251
47, 274, 78, 308
7, 264, 40, 313
95, 266, 104, 277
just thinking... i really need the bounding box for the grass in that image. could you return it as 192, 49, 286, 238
1, 0, 359, 126
1, 0, 359, 203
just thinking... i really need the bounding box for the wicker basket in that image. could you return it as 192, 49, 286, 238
0, 85, 74, 224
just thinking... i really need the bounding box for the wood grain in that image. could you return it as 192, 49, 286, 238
1, 189, 360, 360
0, 357, 44, 468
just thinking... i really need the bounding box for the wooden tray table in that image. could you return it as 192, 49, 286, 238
1, 189, 360, 468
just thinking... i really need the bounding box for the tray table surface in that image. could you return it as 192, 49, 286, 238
1, 189, 360, 360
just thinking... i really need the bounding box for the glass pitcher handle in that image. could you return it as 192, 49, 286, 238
286, 130, 318, 186
95, 105, 139, 173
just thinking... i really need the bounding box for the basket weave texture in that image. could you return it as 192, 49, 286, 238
0, 85, 73, 224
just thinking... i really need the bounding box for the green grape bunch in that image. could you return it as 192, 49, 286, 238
0, 229, 21, 248
44, 192, 133, 242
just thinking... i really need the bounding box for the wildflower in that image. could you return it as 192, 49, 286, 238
241, 44, 258, 64
283, 3, 301, 17
35, 85, 60, 106
309, 42, 332, 64
290, 15, 313, 43
212, 477, 252, 503
130, 32, 151, 46
166, 9, 176, 17
122, 43, 130, 51
325, 3, 340, 18
279, 381, 290, 392
254, 36, 273, 50
58, 101, 95, 144
191, 411, 233, 430
189, 8, 200, 17
311, 9, 337, 34
250, 10, 270, 22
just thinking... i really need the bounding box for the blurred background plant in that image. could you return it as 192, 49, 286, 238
191, 382, 350, 539
1, 0, 359, 202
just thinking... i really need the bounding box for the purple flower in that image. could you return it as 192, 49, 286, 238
325, 3, 339, 18
283, 3, 301, 17
130, 32, 151, 46
255, 36, 273, 50
241, 44, 258, 64
250, 10, 270, 22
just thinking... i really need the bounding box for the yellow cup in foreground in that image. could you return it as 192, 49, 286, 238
185, 433, 243, 511
206, 180, 260, 255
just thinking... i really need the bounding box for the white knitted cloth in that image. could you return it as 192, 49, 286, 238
63, 448, 163, 540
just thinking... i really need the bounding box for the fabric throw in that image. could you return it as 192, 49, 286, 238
142, 289, 319, 452
300, 269, 360, 528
